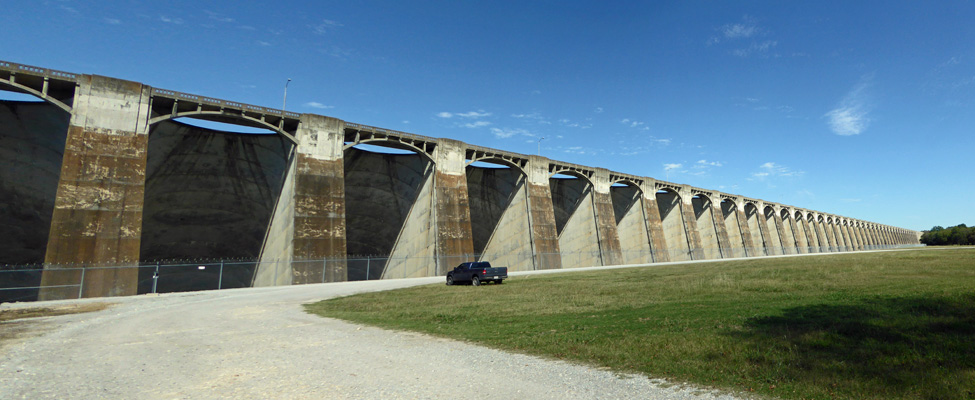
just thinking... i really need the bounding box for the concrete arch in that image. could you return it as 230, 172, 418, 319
795, 210, 817, 253
0, 80, 73, 113
656, 188, 692, 261
148, 112, 297, 144
466, 155, 527, 176
691, 193, 722, 259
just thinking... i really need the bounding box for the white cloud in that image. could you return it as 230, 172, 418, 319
104, 18, 121, 25
436, 112, 453, 118
825, 76, 873, 136
751, 162, 804, 180
723, 23, 757, 39
159, 15, 184, 24
256, 40, 271, 46
491, 127, 530, 138
732, 40, 777, 57
313, 19, 343, 35
594, 107, 604, 113
664, 163, 683, 171
463, 121, 491, 128
456, 110, 491, 118
697, 159, 723, 167
304, 102, 334, 109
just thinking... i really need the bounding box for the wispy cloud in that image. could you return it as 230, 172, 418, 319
491, 127, 532, 139
256, 40, 271, 46
304, 102, 334, 109
103, 17, 121, 25
594, 107, 604, 113
204, 10, 234, 23
438, 110, 491, 119
722, 23, 758, 39
732, 40, 778, 57
511, 112, 551, 124
708, 16, 780, 58
463, 121, 491, 128
620, 118, 650, 130
664, 163, 683, 171
825, 75, 873, 136
159, 15, 184, 24
313, 19, 343, 35
697, 159, 723, 167
750, 162, 804, 180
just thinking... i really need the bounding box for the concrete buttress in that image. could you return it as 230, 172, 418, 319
591, 169, 623, 266
640, 181, 670, 262
432, 139, 475, 275
679, 189, 705, 260
40, 75, 151, 300
526, 156, 562, 269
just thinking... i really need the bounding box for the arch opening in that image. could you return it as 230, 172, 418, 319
720, 199, 747, 258
656, 189, 691, 261
138, 118, 295, 294
763, 206, 785, 255
691, 194, 722, 260
744, 203, 767, 256
343, 141, 434, 280
550, 172, 600, 268
465, 157, 532, 271
610, 181, 650, 264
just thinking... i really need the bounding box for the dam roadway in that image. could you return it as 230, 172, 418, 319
0, 265, 743, 400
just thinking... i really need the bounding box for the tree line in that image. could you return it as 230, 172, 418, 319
920, 224, 975, 246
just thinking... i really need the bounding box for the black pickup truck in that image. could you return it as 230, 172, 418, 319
446, 261, 507, 286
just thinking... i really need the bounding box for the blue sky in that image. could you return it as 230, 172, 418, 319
3, 1, 974, 231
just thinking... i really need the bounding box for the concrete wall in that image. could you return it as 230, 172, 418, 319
0, 101, 69, 266
0, 62, 922, 299
611, 185, 652, 264
552, 177, 600, 268
139, 120, 292, 293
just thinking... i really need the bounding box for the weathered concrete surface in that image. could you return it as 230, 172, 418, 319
680, 192, 705, 260
384, 173, 437, 279
41, 75, 151, 300
254, 157, 296, 287
691, 195, 721, 260
432, 139, 475, 274
641, 182, 670, 263
0, 101, 69, 266
777, 210, 798, 255
611, 184, 652, 265
343, 149, 431, 280
656, 190, 690, 261
140, 120, 292, 292
467, 167, 533, 272
290, 116, 347, 283
526, 157, 562, 270
552, 177, 600, 268
734, 203, 757, 257
590, 169, 623, 266
763, 206, 784, 255
720, 200, 747, 258
745, 203, 768, 256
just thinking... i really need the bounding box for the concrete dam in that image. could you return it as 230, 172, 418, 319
0, 60, 921, 301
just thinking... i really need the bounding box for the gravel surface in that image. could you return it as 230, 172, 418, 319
1, 272, 751, 399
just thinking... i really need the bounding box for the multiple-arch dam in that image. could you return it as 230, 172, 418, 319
0, 60, 921, 301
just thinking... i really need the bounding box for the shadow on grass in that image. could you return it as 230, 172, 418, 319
733, 295, 975, 399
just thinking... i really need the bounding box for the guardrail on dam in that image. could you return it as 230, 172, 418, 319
0, 60, 922, 301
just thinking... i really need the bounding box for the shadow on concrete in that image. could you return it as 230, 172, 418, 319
731, 295, 975, 399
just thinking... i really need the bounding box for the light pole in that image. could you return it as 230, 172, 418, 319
282, 78, 291, 111
537, 137, 545, 156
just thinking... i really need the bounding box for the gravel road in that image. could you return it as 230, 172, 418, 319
1, 271, 748, 399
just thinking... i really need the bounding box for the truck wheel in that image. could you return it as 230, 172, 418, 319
446, 276, 454, 286
472, 276, 480, 286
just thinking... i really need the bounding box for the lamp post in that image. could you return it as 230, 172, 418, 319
283, 78, 291, 111
537, 137, 545, 156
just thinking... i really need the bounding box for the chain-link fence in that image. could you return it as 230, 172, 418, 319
0, 244, 924, 303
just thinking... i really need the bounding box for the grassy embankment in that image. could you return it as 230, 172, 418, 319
305, 248, 975, 400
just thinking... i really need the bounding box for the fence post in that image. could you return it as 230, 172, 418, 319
366, 257, 371, 281
218, 260, 224, 290
322, 258, 327, 283
77, 267, 86, 299
152, 262, 160, 294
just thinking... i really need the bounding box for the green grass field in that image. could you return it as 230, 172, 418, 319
305, 248, 975, 400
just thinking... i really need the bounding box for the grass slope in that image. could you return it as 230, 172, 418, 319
305, 249, 975, 400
